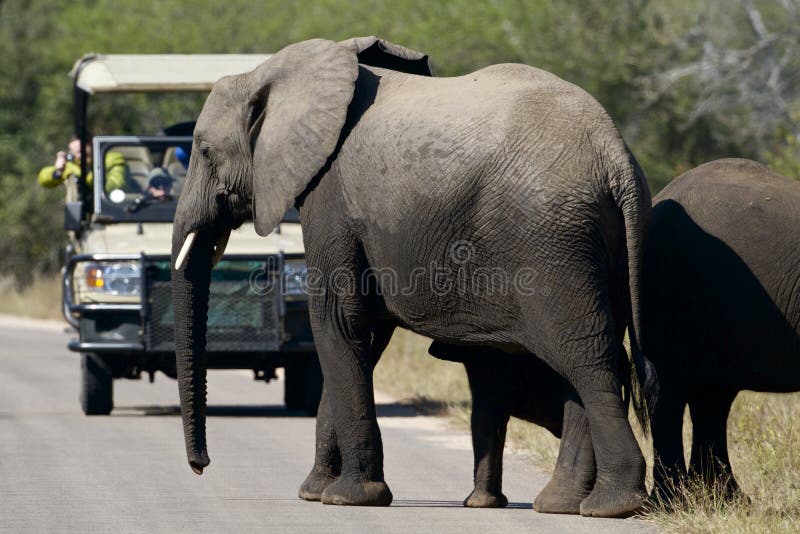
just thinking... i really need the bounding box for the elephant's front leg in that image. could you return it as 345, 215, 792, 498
298, 385, 340, 501
534, 386, 595, 514
314, 321, 392, 506
463, 361, 511, 508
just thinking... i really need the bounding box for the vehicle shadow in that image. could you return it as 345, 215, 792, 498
112, 400, 454, 418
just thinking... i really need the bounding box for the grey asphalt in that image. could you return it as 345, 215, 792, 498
0, 316, 656, 533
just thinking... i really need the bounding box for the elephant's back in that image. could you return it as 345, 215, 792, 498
654, 159, 800, 258
345, 65, 629, 230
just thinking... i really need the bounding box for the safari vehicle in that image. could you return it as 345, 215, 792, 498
61, 54, 321, 416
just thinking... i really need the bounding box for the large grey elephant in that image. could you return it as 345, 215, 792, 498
643, 159, 800, 499
170, 36, 656, 518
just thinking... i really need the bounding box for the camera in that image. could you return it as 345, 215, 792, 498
65, 153, 75, 162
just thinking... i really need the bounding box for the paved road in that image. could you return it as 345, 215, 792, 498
0, 316, 655, 533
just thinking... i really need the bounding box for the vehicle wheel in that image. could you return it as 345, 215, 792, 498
81, 353, 113, 415
284, 353, 323, 416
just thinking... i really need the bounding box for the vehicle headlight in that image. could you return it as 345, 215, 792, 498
282, 259, 308, 299
79, 261, 142, 301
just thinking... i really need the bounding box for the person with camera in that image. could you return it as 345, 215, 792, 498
37, 134, 126, 193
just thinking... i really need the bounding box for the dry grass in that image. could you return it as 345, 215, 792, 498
373, 328, 562, 465
374, 329, 800, 532
645, 392, 800, 533
0, 274, 62, 320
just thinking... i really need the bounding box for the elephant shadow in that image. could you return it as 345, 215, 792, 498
391, 499, 532, 509
113, 400, 450, 418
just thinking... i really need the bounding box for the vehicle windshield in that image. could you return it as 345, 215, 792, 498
93, 135, 300, 224
94, 136, 192, 222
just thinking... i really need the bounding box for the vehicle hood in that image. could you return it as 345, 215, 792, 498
80, 222, 305, 256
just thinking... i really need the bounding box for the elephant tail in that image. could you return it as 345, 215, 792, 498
611, 153, 658, 434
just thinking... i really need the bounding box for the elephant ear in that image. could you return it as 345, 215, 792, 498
339, 36, 433, 76
250, 39, 359, 236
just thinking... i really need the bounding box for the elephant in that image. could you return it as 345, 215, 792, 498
170, 36, 657, 518
643, 158, 800, 500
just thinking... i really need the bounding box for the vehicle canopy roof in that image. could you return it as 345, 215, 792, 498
71, 53, 271, 94
70, 53, 271, 212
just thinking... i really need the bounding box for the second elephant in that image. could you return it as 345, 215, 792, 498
644, 159, 800, 499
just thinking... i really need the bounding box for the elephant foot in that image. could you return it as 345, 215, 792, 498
464, 488, 508, 508
298, 468, 338, 501
716, 477, 748, 504
320, 476, 393, 506
533, 476, 590, 515
579, 479, 647, 518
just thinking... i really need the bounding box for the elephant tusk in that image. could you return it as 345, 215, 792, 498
212, 230, 230, 267
174, 232, 196, 271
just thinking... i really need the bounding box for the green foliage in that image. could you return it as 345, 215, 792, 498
1, 0, 798, 280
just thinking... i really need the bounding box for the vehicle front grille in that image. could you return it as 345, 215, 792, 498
145, 259, 282, 352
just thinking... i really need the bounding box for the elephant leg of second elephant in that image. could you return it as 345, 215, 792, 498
298, 385, 340, 501
688, 389, 741, 500
534, 386, 595, 514
651, 386, 689, 503
462, 360, 511, 508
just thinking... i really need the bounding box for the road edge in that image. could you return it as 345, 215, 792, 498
0, 314, 68, 332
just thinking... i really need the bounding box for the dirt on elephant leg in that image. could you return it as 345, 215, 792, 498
298, 388, 340, 501
464, 489, 509, 508
576, 388, 648, 518
320, 476, 393, 506
534, 394, 594, 515
299, 469, 338, 501
534, 476, 591, 515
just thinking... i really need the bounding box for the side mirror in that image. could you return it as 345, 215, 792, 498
64, 201, 83, 231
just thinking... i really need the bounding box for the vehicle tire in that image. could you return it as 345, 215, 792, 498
284, 353, 323, 416
81, 353, 113, 415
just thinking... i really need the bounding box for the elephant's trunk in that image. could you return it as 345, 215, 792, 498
172, 226, 214, 474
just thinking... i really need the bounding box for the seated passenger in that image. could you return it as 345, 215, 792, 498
38, 134, 126, 193
145, 168, 174, 199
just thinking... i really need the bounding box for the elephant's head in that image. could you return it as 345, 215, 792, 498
171, 37, 431, 474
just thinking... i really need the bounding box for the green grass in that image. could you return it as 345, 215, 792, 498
374, 329, 800, 532
0, 274, 62, 320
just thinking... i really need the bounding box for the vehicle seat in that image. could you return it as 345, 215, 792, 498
114, 146, 153, 193
162, 147, 188, 196
167, 162, 187, 197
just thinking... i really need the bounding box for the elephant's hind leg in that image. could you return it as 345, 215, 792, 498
651, 381, 689, 504
530, 287, 647, 517
534, 387, 595, 515
688, 388, 741, 500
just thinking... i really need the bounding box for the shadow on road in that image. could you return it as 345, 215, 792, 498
111, 401, 436, 418
391, 500, 532, 509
